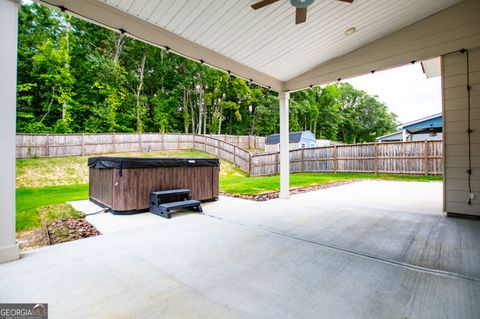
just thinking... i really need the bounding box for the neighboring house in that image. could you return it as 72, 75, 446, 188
265, 131, 316, 152
375, 131, 404, 142
377, 113, 442, 142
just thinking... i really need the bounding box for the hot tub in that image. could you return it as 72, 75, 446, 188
88, 157, 220, 214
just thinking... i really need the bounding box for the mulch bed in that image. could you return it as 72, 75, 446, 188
46, 217, 101, 245
221, 180, 358, 201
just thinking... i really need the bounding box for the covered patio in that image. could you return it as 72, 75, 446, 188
2, 0, 479, 263
0, 0, 479, 316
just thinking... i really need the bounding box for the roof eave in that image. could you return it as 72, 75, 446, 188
400, 113, 442, 128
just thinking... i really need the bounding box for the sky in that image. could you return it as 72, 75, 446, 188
343, 62, 441, 125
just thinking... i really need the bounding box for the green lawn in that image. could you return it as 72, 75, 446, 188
16, 149, 225, 188
220, 173, 442, 195
16, 150, 442, 232
16, 184, 89, 231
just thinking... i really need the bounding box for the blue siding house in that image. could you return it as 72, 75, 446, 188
265, 131, 316, 152
377, 113, 442, 142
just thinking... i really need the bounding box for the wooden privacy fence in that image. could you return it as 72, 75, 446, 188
16, 133, 265, 159
250, 141, 443, 176
16, 133, 442, 176
192, 135, 251, 172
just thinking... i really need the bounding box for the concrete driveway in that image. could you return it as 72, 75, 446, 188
1, 181, 479, 318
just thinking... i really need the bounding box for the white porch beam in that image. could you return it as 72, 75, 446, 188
0, 0, 20, 263
279, 92, 290, 199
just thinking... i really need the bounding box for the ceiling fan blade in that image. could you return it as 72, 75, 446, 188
337, 0, 354, 3
296, 7, 307, 24
251, 0, 280, 10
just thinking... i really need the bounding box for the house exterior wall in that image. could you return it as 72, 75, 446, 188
408, 132, 443, 141
443, 47, 480, 216
377, 131, 404, 142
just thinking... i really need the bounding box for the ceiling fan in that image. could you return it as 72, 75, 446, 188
251, 0, 353, 25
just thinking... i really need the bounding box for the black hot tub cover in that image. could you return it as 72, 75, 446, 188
88, 156, 220, 169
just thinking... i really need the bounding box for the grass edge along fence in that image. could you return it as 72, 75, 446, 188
16, 133, 442, 176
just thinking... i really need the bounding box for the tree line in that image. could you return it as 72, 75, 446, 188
16, 3, 397, 144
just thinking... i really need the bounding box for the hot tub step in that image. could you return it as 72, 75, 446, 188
150, 189, 191, 206
151, 199, 202, 219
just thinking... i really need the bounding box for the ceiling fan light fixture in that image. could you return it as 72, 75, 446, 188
290, 0, 315, 8
251, 0, 353, 25
344, 27, 356, 36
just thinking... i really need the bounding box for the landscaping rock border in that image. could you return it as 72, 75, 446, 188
221, 180, 358, 201
46, 217, 101, 245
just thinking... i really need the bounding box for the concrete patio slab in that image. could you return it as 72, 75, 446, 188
69, 196, 254, 234
207, 181, 480, 280
2, 181, 479, 318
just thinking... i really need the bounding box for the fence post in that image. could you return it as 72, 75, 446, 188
333, 145, 337, 173
81, 133, 85, 156
424, 140, 429, 176
177, 133, 180, 150
138, 132, 142, 152
249, 153, 252, 176
217, 139, 220, 156
276, 152, 279, 174
112, 133, 116, 153
301, 147, 305, 172
45, 134, 49, 157
233, 145, 237, 165
374, 142, 378, 174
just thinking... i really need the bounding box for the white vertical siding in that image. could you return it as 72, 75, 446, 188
443, 47, 480, 215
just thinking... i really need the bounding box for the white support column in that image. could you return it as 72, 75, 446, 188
279, 92, 290, 199
0, 0, 20, 263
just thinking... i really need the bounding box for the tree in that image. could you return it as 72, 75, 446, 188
31, 14, 75, 133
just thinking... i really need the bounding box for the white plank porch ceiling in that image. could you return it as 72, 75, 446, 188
101, 0, 461, 82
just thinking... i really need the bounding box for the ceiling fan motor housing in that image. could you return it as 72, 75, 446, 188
290, 0, 315, 8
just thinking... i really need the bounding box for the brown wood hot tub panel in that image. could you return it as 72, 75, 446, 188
89, 157, 219, 214
89, 167, 114, 208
